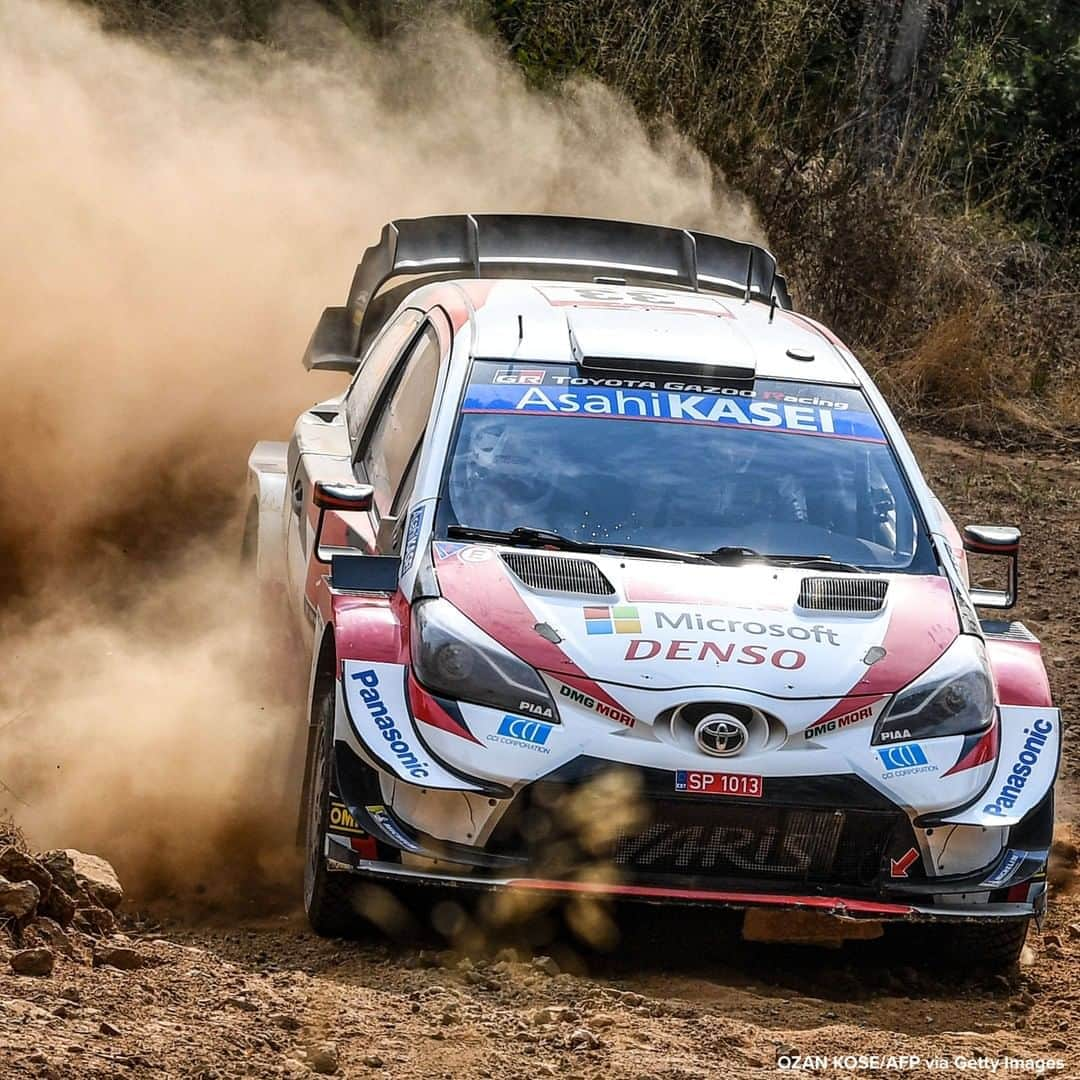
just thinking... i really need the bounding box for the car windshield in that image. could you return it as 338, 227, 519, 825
438, 361, 937, 572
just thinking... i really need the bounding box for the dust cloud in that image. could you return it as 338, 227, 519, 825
0, 0, 761, 899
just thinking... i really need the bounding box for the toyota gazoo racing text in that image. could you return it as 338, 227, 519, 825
245, 215, 1060, 968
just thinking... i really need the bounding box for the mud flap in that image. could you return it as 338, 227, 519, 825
742, 908, 883, 946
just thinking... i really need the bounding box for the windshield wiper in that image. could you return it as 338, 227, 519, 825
700, 546, 763, 563
445, 525, 709, 564
698, 547, 866, 573
759, 553, 866, 574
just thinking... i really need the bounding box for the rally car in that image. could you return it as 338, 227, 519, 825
244, 214, 1059, 968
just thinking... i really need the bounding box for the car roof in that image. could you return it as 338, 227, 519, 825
434, 279, 861, 387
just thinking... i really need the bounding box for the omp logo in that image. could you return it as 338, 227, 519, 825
494, 369, 545, 385
328, 801, 365, 836
983, 717, 1054, 816
877, 742, 936, 777
584, 605, 641, 635
486, 715, 554, 754
349, 669, 430, 779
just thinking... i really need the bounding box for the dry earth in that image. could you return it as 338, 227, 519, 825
2, 432, 1078, 1079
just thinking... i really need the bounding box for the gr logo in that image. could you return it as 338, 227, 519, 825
497, 715, 553, 747
877, 743, 928, 771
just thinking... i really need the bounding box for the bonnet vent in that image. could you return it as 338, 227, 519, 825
501, 552, 615, 596
797, 576, 888, 613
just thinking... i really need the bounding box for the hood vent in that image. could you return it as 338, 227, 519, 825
501, 552, 615, 596
798, 576, 888, 613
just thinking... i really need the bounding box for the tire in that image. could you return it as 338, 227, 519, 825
302, 679, 358, 938
898, 917, 1030, 974
949, 917, 1030, 972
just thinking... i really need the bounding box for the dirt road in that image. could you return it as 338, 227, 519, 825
2, 433, 1078, 1079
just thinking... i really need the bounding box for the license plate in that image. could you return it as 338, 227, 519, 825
674, 771, 763, 797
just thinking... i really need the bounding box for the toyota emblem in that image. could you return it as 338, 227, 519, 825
694, 715, 748, 757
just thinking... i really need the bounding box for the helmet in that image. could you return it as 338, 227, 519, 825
451, 417, 555, 529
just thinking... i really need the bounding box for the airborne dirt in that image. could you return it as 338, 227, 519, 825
1, 437, 1077, 1079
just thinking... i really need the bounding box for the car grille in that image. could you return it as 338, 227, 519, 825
611, 802, 899, 887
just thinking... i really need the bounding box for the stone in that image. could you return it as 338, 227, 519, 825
10, 947, 54, 976
532, 955, 559, 976
40, 851, 122, 911
76, 906, 117, 936
99, 1021, 121, 1036
0, 878, 40, 920
308, 1043, 339, 1075
93, 944, 144, 971
32, 917, 75, 957
40, 887, 77, 927
0, 848, 53, 901
361, 1055, 384, 1068
568, 1027, 600, 1051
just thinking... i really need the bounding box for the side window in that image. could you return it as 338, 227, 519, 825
344, 309, 424, 445
358, 324, 441, 516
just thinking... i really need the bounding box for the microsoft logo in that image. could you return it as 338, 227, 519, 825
583, 605, 641, 635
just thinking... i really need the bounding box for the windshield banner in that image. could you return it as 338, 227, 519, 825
461, 382, 886, 443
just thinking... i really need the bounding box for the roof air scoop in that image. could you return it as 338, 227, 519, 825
567, 307, 757, 382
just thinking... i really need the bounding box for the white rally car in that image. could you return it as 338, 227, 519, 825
245, 215, 1059, 968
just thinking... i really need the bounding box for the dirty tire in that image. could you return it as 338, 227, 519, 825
303, 681, 358, 939
902, 917, 1030, 973
954, 917, 1030, 972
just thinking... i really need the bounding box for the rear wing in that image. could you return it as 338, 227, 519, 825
303, 214, 791, 370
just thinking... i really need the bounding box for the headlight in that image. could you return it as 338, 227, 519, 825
872, 635, 994, 744
411, 598, 559, 721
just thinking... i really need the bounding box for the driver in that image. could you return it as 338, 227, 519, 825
450, 417, 557, 531
712, 432, 809, 528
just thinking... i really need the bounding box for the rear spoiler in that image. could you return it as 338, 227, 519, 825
303, 214, 792, 370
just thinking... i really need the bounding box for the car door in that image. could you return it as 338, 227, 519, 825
351, 312, 446, 556
285, 307, 424, 625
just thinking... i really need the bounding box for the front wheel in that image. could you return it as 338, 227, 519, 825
895, 917, 1030, 974
302, 680, 358, 938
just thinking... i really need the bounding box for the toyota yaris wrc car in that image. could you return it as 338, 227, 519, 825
245, 215, 1060, 968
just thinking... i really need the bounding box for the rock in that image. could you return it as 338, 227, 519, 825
40, 887, 77, 927
1066, 923, 1080, 941
1043, 932, 1062, 948
40, 851, 122, 911
532, 955, 559, 976
93, 944, 144, 971
60, 986, 81, 1003
568, 1027, 600, 1051
308, 1043, 339, 1074
99, 1021, 121, 1036
32, 917, 75, 957
1019, 945, 1037, 967
76, 906, 117, 936
0, 878, 41, 920
0, 848, 53, 901
361, 1054, 384, 1068
10, 947, 54, 976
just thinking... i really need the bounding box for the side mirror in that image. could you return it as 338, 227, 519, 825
962, 525, 1020, 609
312, 482, 373, 563
303, 307, 359, 373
